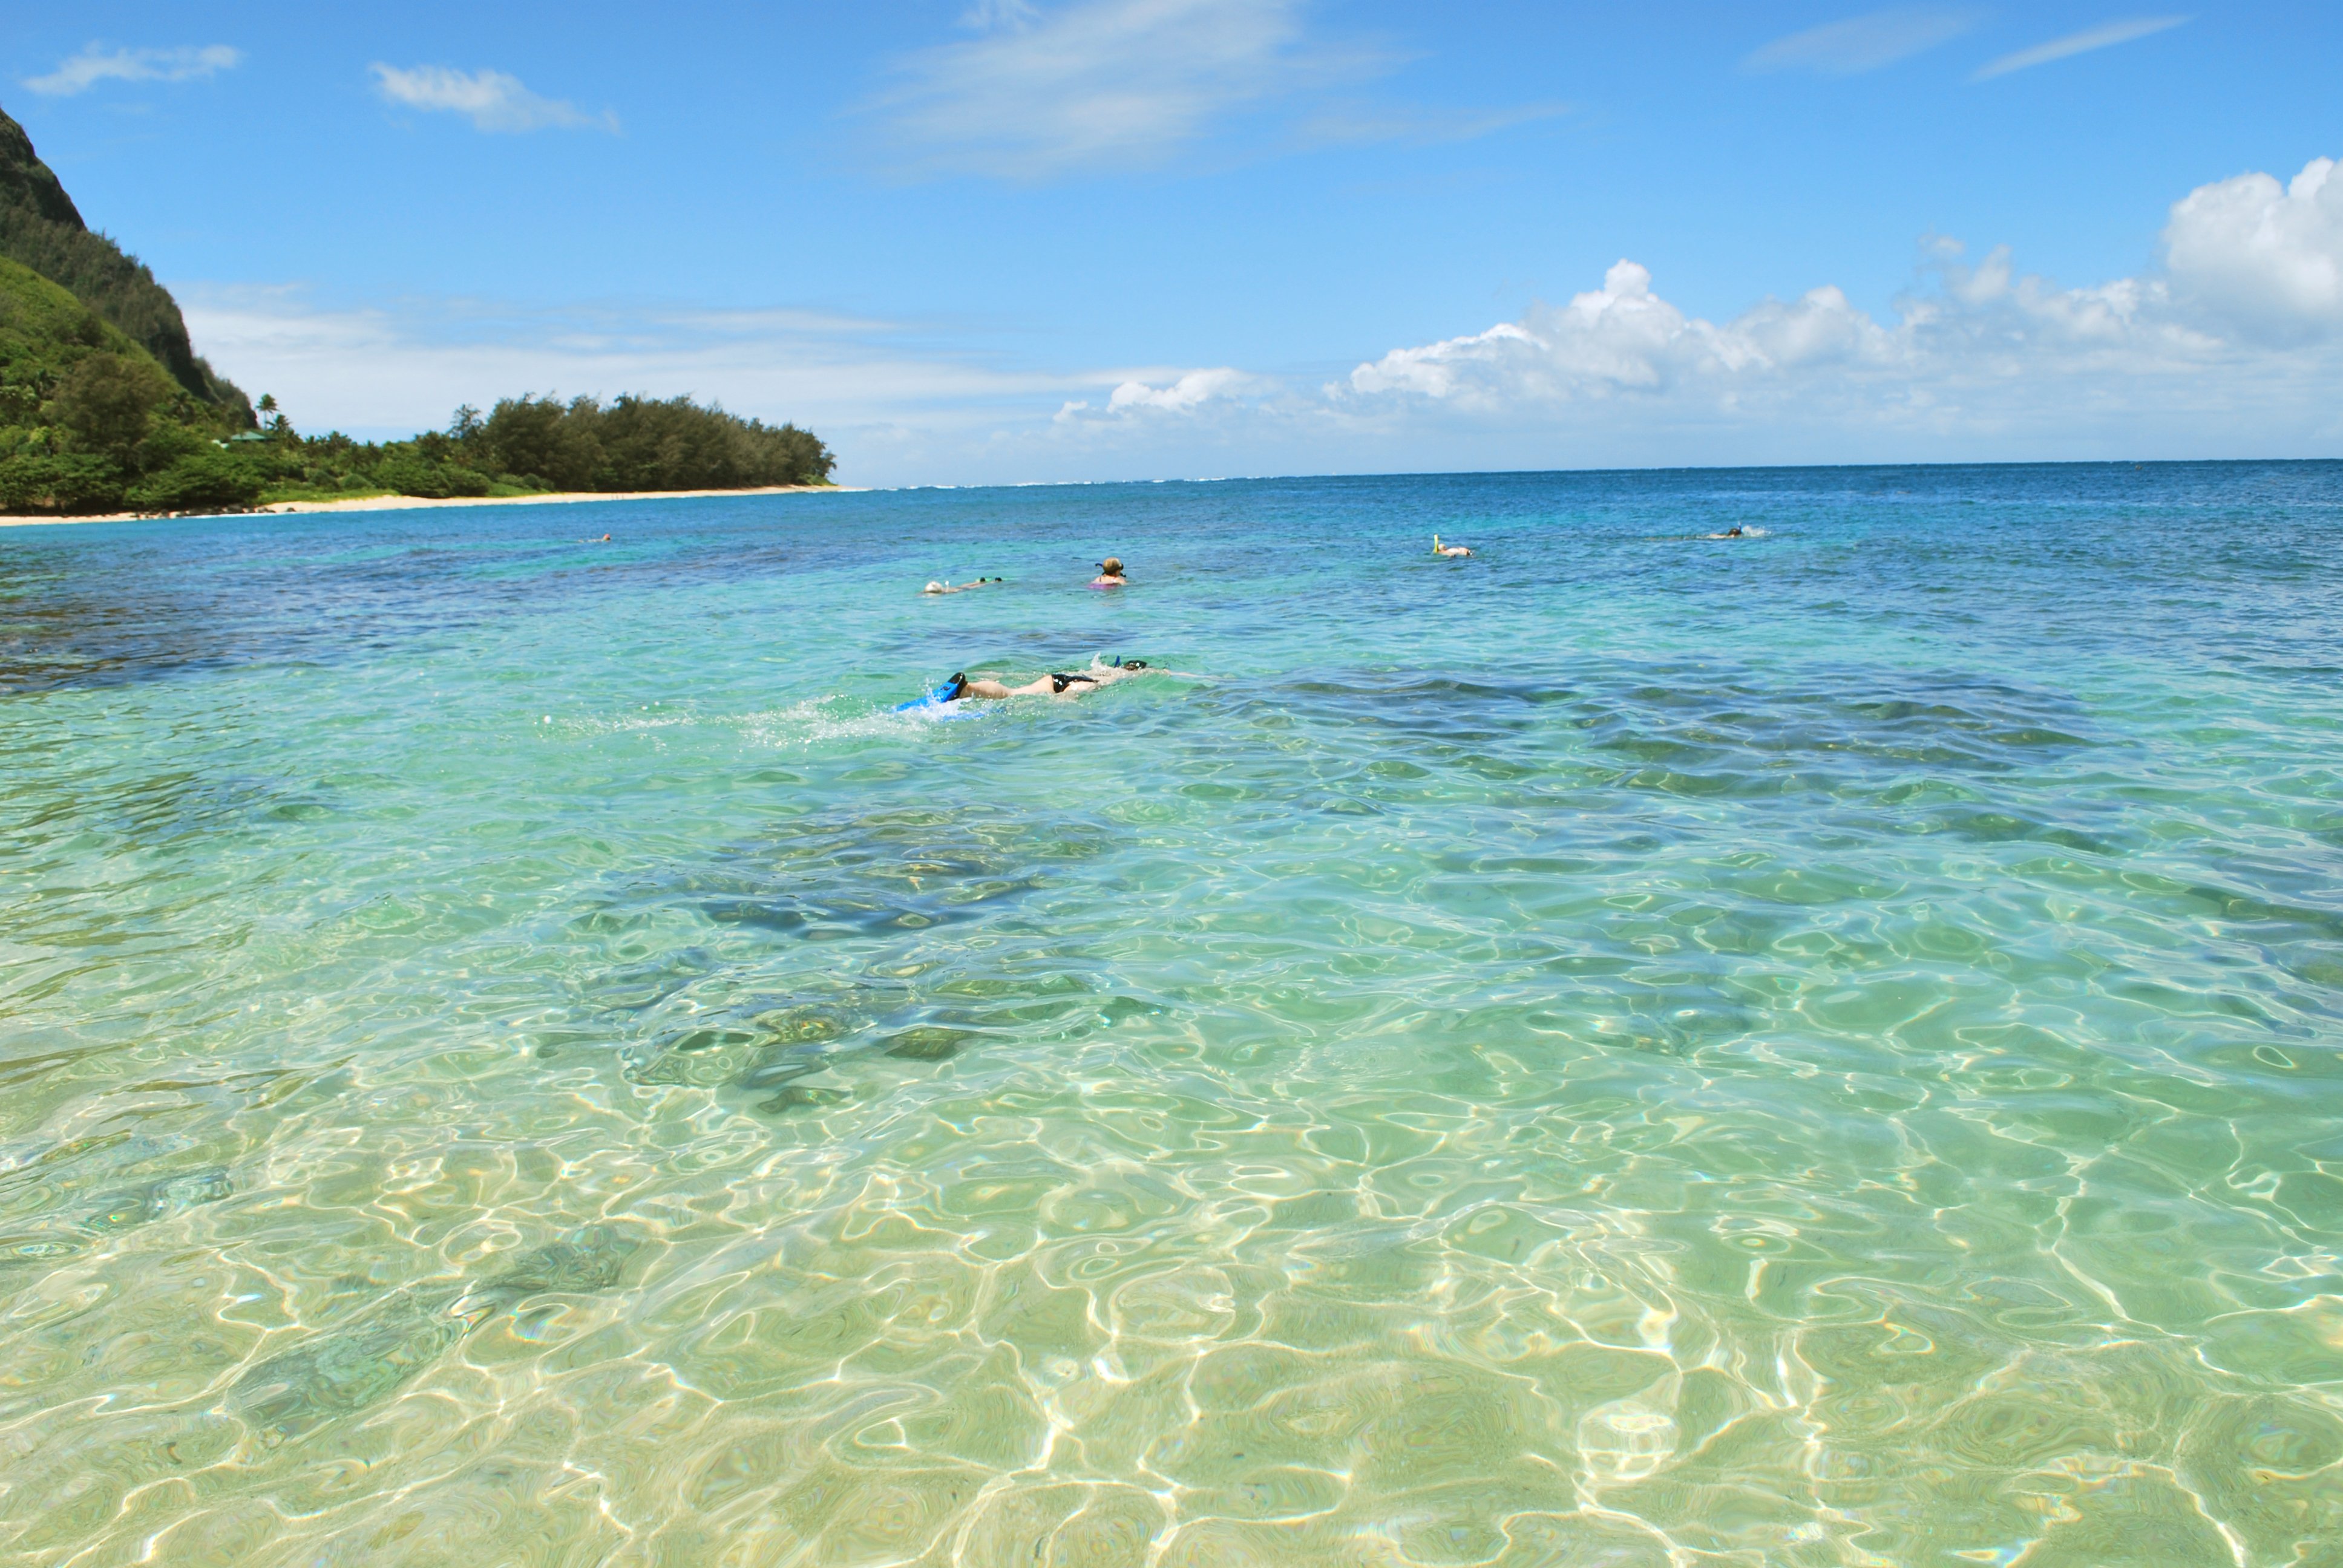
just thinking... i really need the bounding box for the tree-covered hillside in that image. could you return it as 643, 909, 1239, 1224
0, 256, 258, 514
0, 103, 833, 516
1, 106, 250, 416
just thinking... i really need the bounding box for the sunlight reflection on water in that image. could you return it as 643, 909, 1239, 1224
2, 464, 2340, 1566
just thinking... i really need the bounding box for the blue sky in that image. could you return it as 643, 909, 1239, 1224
8, 2, 2341, 484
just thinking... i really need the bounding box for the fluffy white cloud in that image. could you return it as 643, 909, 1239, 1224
992, 154, 2340, 471
1973, 16, 2189, 80
25, 44, 239, 96
1057, 367, 1260, 421
1326, 157, 2343, 456
370, 64, 617, 134
1344, 260, 1912, 411
2163, 157, 2343, 339
1340, 260, 1902, 403
1742, 8, 1978, 77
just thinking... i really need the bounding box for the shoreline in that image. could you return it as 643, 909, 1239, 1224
0, 483, 856, 529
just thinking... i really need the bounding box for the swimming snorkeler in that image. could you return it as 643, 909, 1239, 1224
1432, 534, 1472, 557
930, 656, 1159, 704
1090, 557, 1129, 588
922, 577, 1004, 595
1704, 526, 1748, 539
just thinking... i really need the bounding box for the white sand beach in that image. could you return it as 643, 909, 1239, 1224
0, 483, 854, 528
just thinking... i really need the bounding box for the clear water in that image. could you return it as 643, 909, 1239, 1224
3, 465, 2340, 1567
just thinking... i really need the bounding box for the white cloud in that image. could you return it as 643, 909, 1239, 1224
1107, 367, 1256, 412
369, 64, 617, 134
2163, 157, 2343, 341
1342, 260, 1912, 411
1322, 158, 2343, 460
169, 155, 2343, 487
874, 0, 1380, 178
1742, 8, 1978, 76
1973, 15, 2189, 80
1166, 158, 2343, 467
1056, 367, 1260, 422
25, 44, 239, 97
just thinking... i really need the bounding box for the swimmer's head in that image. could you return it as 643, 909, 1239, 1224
923, 581, 943, 593
1098, 557, 1124, 578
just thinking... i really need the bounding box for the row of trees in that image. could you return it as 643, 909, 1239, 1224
199, 393, 836, 508
0, 365, 836, 517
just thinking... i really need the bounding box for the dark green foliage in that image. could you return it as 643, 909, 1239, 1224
0, 253, 146, 385
0, 256, 252, 513
483, 393, 834, 491
375, 452, 491, 498
126, 450, 265, 513
0, 107, 80, 226
0, 105, 251, 415
133, 419, 212, 474
484, 394, 601, 490
206, 394, 833, 506
0, 453, 125, 514
52, 351, 171, 464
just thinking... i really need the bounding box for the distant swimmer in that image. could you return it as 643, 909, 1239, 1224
1704, 526, 1749, 539
1432, 534, 1472, 558
922, 577, 1004, 595
1090, 557, 1129, 588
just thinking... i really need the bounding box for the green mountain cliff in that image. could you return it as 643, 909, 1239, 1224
0, 105, 251, 415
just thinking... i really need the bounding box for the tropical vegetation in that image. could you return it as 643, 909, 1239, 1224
1, 103, 831, 517
229, 394, 836, 509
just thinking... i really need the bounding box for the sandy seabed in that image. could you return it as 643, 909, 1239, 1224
0, 483, 852, 528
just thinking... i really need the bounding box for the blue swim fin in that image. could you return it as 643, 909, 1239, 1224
896, 673, 976, 716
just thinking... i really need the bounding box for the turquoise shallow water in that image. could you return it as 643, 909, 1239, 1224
2, 463, 2341, 1566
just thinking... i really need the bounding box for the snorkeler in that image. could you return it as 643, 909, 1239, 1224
1704, 526, 1748, 539
1432, 534, 1472, 557
922, 577, 1004, 595
931, 658, 1155, 704
1090, 557, 1129, 587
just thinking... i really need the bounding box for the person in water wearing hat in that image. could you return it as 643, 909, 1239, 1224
1090, 557, 1129, 587
922, 577, 1003, 595
1432, 534, 1472, 557
936, 658, 1154, 703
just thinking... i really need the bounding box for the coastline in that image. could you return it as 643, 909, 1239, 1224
0, 483, 855, 529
